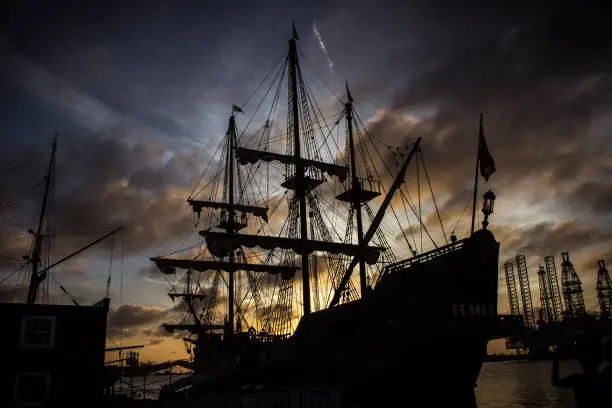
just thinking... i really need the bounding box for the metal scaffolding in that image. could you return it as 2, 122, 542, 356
561, 252, 586, 318
544, 256, 564, 321
537, 265, 553, 325
597, 260, 612, 317
516, 254, 536, 330
504, 261, 523, 351
504, 261, 521, 317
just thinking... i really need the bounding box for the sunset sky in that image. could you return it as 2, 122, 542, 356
1, 0, 611, 361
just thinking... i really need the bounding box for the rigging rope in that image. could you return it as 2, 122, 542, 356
238, 57, 288, 144
417, 145, 422, 252
0, 263, 27, 285
189, 140, 225, 199
240, 54, 285, 112
297, 49, 344, 105
419, 147, 449, 244
452, 196, 473, 235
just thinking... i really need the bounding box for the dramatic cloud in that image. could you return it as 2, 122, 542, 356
502, 221, 612, 260
3, 0, 612, 361
383, 2, 612, 191
0, 130, 206, 264
142, 325, 175, 338
107, 304, 169, 337
347, 2, 612, 314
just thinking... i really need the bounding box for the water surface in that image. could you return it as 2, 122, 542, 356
476, 360, 578, 408
118, 360, 582, 406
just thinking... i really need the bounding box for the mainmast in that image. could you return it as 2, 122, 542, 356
227, 113, 237, 334
288, 24, 311, 316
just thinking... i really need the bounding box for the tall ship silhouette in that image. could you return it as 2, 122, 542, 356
151, 24, 500, 407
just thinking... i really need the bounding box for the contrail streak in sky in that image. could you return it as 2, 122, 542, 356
312, 21, 335, 75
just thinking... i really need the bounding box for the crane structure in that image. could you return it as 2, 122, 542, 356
503, 253, 612, 355
504, 261, 522, 317
560, 252, 586, 318
597, 260, 612, 318
516, 254, 536, 330
544, 255, 564, 321
503, 261, 523, 350
537, 265, 553, 325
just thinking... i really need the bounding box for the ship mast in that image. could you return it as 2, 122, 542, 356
25, 135, 122, 305
154, 107, 279, 336
227, 113, 237, 333
26, 134, 57, 305
288, 24, 311, 316
330, 138, 422, 307
344, 84, 367, 297
154, 24, 390, 334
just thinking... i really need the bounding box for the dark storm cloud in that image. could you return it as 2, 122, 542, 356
0, 0, 349, 146
354, 2, 612, 272
568, 175, 612, 215
377, 1, 612, 188
142, 325, 174, 338
0, 131, 204, 264
502, 221, 612, 259
107, 303, 169, 337
582, 249, 612, 276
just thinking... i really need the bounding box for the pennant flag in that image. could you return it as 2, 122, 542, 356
232, 104, 244, 113
478, 113, 496, 181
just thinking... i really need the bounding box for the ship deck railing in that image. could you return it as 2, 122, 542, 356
383, 238, 467, 275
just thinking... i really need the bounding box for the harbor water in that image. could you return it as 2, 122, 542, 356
476, 360, 578, 407
118, 360, 579, 406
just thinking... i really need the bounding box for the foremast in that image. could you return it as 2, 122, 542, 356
153, 108, 278, 336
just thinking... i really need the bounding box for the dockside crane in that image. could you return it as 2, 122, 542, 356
537, 265, 553, 325
504, 261, 523, 350
516, 254, 536, 330
561, 252, 586, 318
504, 261, 522, 317
544, 255, 564, 321
597, 260, 612, 318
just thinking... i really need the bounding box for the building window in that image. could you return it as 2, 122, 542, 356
20, 316, 56, 348
14, 373, 50, 406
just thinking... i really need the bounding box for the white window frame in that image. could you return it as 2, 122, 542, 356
20, 315, 56, 348
13, 372, 51, 407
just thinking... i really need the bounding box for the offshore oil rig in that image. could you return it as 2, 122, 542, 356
502, 252, 612, 355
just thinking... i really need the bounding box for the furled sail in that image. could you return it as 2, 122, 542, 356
202, 231, 384, 264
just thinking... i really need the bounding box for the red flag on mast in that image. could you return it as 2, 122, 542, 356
478, 113, 496, 181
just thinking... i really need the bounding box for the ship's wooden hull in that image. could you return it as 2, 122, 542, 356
239, 230, 500, 406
